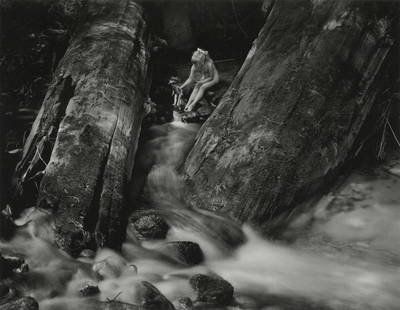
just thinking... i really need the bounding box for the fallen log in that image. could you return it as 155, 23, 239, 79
183, 0, 399, 228
13, 0, 151, 255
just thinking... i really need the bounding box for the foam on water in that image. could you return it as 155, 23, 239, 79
211, 226, 400, 309
1, 118, 400, 310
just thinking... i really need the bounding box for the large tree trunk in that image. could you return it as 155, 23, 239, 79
13, 0, 151, 256
183, 0, 399, 229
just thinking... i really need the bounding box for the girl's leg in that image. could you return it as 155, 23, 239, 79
186, 80, 218, 111
186, 87, 205, 111
185, 85, 200, 110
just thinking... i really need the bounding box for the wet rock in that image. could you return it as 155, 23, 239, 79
16, 263, 29, 273
93, 259, 121, 279
173, 297, 193, 310
2, 255, 24, 270
0, 255, 12, 279
80, 249, 95, 259
0, 213, 15, 241
127, 264, 138, 274
137, 281, 175, 310
132, 215, 170, 239
0, 254, 28, 277
181, 100, 214, 124
0, 297, 39, 310
92, 250, 127, 279
79, 283, 100, 296
189, 274, 234, 305
179, 82, 231, 124
158, 241, 204, 266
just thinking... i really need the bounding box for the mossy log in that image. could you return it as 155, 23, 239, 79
183, 0, 399, 228
13, 0, 151, 255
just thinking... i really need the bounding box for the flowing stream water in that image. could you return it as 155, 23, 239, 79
1, 113, 400, 310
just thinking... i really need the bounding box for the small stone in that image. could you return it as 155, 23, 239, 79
157, 241, 204, 266
2, 255, 25, 270
173, 297, 193, 310
0, 297, 39, 310
17, 263, 29, 273
0, 213, 16, 241
137, 281, 175, 310
132, 215, 170, 239
92, 259, 120, 279
80, 249, 95, 259
189, 274, 234, 305
128, 264, 138, 274
79, 283, 100, 296
0, 254, 27, 276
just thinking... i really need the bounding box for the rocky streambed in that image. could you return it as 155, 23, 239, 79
1, 120, 400, 310
0, 208, 237, 310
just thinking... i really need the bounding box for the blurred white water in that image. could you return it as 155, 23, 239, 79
1, 116, 400, 310
213, 227, 400, 310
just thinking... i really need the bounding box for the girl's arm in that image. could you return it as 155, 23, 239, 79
180, 65, 195, 90
210, 63, 219, 84
198, 63, 219, 85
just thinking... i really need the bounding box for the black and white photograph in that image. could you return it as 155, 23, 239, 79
0, 0, 399, 309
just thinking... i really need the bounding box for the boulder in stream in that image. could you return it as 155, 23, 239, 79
1, 255, 25, 271
157, 241, 204, 266
131, 215, 170, 239
189, 274, 234, 305
180, 99, 214, 124
0, 255, 12, 279
0, 254, 29, 280
79, 249, 95, 259
173, 297, 193, 310
0, 297, 39, 310
79, 283, 100, 296
0, 213, 15, 241
137, 281, 175, 310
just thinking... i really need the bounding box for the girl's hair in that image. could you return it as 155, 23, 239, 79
192, 47, 209, 59
197, 48, 208, 57
197, 48, 211, 63
192, 48, 213, 77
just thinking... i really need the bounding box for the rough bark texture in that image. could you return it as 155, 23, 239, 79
183, 0, 399, 228
13, 0, 151, 255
